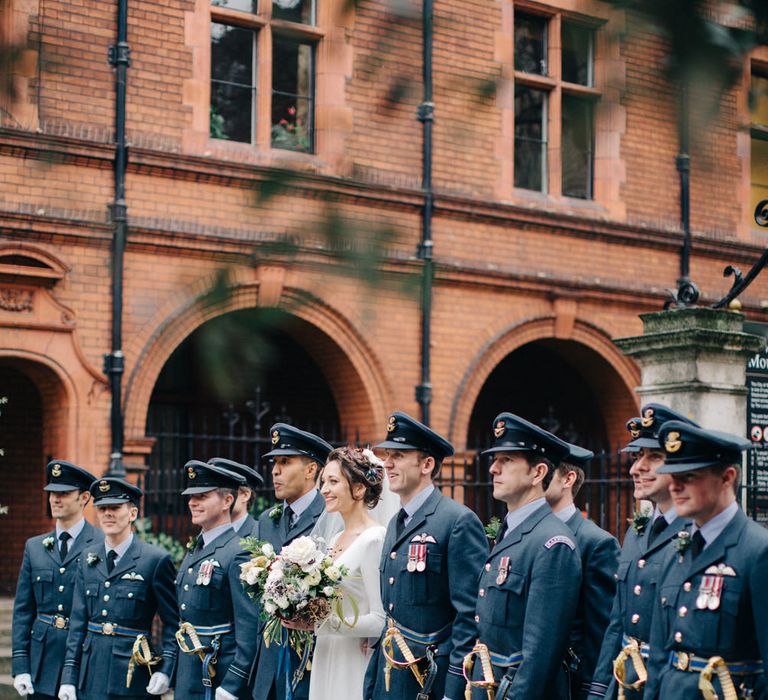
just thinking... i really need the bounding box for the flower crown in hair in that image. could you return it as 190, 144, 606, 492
356, 447, 384, 485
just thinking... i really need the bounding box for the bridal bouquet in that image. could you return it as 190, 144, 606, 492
240, 535, 350, 652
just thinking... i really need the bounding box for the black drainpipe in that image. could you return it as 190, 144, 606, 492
416, 0, 434, 426
105, 0, 130, 476
675, 81, 699, 306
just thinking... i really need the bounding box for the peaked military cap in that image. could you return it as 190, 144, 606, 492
374, 411, 454, 461
262, 423, 333, 466
623, 403, 700, 452
90, 477, 143, 506
181, 460, 246, 495
44, 460, 97, 492
481, 413, 570, 464
207, 457, 264, 489
563, 442, 594, 468
656, 421, 751, 474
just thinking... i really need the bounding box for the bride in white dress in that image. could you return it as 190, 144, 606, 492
307, 447, 394, 700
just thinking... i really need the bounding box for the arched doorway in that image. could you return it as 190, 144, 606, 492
460, 337, 638, 536
0, 361, 69, 592
142, 308, 371, 542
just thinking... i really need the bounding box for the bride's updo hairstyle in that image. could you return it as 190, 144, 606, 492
325, 446, 384, 509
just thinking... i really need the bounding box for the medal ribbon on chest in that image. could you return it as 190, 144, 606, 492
196, 559, 219, 586
696, 574, 724, 610
496, 556, 510, 585
407, 544, 427, 573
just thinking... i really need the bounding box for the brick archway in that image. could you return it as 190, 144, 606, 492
448, 317, 640, 451
123, 283, 392, 450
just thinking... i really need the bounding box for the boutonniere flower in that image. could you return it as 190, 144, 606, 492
484, 516, 502, 544
269, 504, 283, 522
186, 534, 199, 552
42, 536, 55, 551
629, 511, 651, 535
675, 531, 691, 558
86, 552, 101, 567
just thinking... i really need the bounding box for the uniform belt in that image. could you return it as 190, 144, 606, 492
668, 651, 763, 675
184, 623, 234, 637
487, 649, 524, 668
87, 621, 149, 637
37, 613, 69, 630
386, 616, 451, 646
621, 634, 650, 660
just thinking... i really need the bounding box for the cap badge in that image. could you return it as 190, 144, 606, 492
271, 430, 280, 445
494, 420, 506, 438
98, 480, 110, 493
641, 407, 655, 428
51, 463, 62, 477
387, 416, 397, 433
665, 431, 682, 453
188, 467, 197, 479
628, 421, 640, 438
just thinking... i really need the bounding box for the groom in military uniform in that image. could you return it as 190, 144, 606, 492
364, 411, 488, 700
11, 460, 102, 699
466, 413, 581, 700
249, 424, 332, 700
588, 404, 698, 700
643, 421, 768, 699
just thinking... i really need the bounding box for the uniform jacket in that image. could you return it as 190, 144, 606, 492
588, 514, 688, 700
566, 511, 620, 700
364, 488, 489, 700
12, 521, 103, 697
61, 537, 179, 697
175, 526, 261, 698
237, 514, 260, 539
250, 491, 325, 700
643, 509, 768, 700
472, 503, 581, 700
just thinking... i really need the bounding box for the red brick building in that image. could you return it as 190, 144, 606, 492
0, 0, 767, 588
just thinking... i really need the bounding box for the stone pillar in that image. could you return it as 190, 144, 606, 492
614, 308, 764, 436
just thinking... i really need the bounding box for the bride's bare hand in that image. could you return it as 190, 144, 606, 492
281, 618, 314, 631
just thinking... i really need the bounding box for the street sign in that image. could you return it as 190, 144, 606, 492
746, 346, 768, 524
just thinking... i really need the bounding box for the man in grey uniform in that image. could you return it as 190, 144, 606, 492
58, 478, 178, 700
207, 457, 264, 538
588, 404, 698, 700
364, 411, 488, 700
546, 443, 620, 699
11, 460, 101, 700
644, 421, 768, 699
467, 413, 581, 700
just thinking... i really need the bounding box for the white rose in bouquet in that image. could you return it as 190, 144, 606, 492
281, 536, 318, 567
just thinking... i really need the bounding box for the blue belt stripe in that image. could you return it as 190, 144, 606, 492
668, 651, 764, 675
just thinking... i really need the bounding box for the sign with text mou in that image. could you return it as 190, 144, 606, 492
746, 349, 768, 525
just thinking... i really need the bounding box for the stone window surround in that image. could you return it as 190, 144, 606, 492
183, 0, 354, 173
494, 0, 626, 218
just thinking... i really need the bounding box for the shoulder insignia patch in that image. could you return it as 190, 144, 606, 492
544, 535, 576, 550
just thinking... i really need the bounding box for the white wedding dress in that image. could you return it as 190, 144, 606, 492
308, 525, 387, 700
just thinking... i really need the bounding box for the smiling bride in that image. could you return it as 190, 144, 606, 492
308, 447, 389, 700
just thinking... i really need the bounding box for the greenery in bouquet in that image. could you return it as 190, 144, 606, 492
240, 535, 350, 655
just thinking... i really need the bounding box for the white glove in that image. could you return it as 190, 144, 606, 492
215, 687, 238, 700
13, 674, 34, 696
58, 685, 77, 700
146, 672, 171, 695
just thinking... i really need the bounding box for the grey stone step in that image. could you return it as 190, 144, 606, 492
0, 675, 16, 700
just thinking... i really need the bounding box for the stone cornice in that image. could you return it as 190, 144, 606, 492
1, 127, 766, 265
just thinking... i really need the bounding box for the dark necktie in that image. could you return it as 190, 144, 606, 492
284, 506, 294, 533
648, 516, 667, 546
395, 509, 407, 539
690, 530, 706, 559
194, 535, 204, 552
59, 532, 71, 562
496, 520, 508, 544
106, 549, 118, 573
